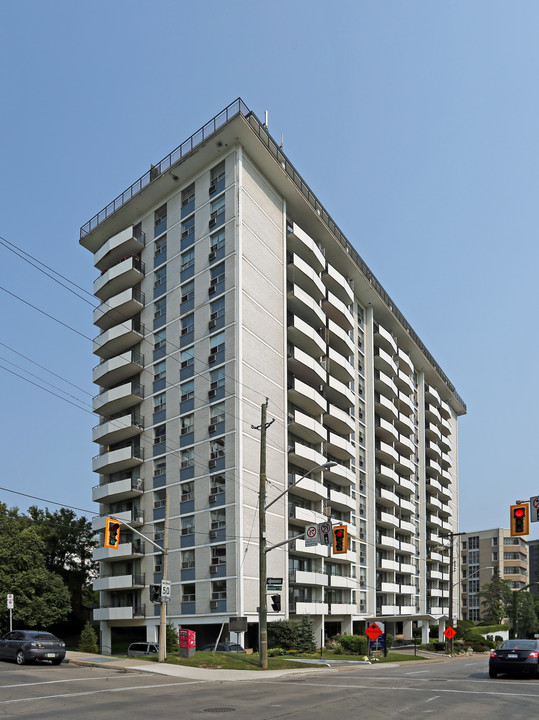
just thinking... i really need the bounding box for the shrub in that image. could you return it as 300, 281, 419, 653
495, 635, 503, 644
166, 622, 178, 654
432, 641, 446, 652
296, 615, 316, 653
268, 647, 285, 657
337, 634, 368, 656
471, 643, 489, 653
386, 633, 394, 650
77, 621, 99, 654
268, 620, 297, 651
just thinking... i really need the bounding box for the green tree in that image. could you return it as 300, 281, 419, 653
27, 506, 98, 623
479, 568, 512, 623
517, 592, 539, 637
0, 504, 71, 630
166, 622, 179, 654
296, 615, 316, 653
78, 621, 99, 653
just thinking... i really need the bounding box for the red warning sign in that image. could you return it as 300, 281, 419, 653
365, 622, 383, 641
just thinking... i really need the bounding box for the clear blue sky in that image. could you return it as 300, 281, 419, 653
1, 0, 537, 538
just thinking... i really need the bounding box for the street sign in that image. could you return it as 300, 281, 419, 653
319, 521, 332, 545
161, 580, 171, 602
305, 524, 318, 547
267, 586, 282, 591
229, 617, 248, 633
530, 495, 539, 523
365, 622, 383, 641
267, 578, 283, 585
443, 627, 456, 640
6, 594, 13, 610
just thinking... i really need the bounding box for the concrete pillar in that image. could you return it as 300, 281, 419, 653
402, 619, 413, 640
341, 616, 353, 635
421, 620, 429, 644
100, 622, 111, 655
147, 622, 159, 644
311, 616, 324, 649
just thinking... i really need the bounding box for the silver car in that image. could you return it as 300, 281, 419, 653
127, 642, 159, 657
0, 630, 66, 665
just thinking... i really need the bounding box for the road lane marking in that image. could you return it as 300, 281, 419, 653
0, 674, 145, 689
425, 696, 439, 702
0, 680, 204, 705
405, 670, 430, 674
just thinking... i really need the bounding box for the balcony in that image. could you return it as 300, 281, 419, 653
376, 462, 399, 486
376, 510, 399, 529
93, 573, 145, 592
326, 375, 354, 409
376, 485, 399, 508
287, 252, 325, 299
92, 443, 144, 474
93, 256, 145, 302
288, 505, 325, 525
394, 411, 414, 435
288, 472, 328, 502
323, 403, 354, 435
93, 319, 144, 360
287, 283, 326, 328
426, 440, 442, 459
397, 348, 413, 375
325, 432, 354, 460
323, 319, 354, 356
397, 392, 414, 414
425, 403, 441, 424
322, 290, 353, 331
91, 509, 144, 532
376, 440, 399, 465
326, 346, 354, 383
395, 434, 414, 455
287, 345, 326, 386
377, 533, 399, 550
289, 569, 328, 586
92, 381, 144, 417
374, 347, 397, 377
92, 349, 144, 388
288, 408, 326, 444
93, 540, 145, 562
93, 604, 145, 622
293, 538, 331, 558
395, 455, 415, 476
328, 487, 355, 511
380, 559, 400, 572
94, 225, 145, 272
376, 417, 398, 444
93, 287, 144, 331
287, 221, 325, 272
377, 604, 399, 616
327, 603, 356, 615
288, 439, 326, 472
395, 370, 414, 394
92, 477, 143, 504
288, 376, 326, 415
375, 393, 398, 422
92, 411, 144, 446
323, 461, 354, 487
374, 324, 397, 354
291, 602, 328, 615
287, 314, 326, 357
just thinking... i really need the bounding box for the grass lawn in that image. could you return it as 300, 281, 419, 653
129, 649, 424, 670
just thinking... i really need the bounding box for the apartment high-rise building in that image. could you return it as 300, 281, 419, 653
80, 99, 466, 652
459, 529, 529, 621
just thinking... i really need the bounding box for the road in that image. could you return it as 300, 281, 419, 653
0, 655, 538, 719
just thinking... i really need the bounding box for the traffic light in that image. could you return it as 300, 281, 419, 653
149, 584, 161, 603
332, 524, 348, 554
104, 518, 121, 549
270, 594, 281, 612
510, 503, 529, 537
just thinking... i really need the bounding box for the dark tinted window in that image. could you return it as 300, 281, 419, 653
501, 640, 538, 650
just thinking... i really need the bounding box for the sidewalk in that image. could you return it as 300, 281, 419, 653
65, 650, 444, 682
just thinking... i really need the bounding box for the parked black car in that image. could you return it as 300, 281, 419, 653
489, 639, 539, 677
0, 630, 66, 665
200, 642, 245, 653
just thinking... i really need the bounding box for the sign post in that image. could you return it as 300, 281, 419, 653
6, 594, 13, 632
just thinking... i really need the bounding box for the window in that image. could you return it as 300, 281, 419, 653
153, 393, 166, 413
210, 438, 225, 460
154, 555, 163, 573
209, 331, 225, 356
155, 235, 167, 261
469, 579, 479, 593
210, 161, 225, 193
210, 367, 225, 390
154, 204, 167, 237
211, 545, 226, 565
492, 552, 498, 561
181, 481, 194, 502
210, 474, 225, 495
181, 280, 194, 303
181, 448, 194, 469
154, 360, 166, 382
181, 313, 194, 336
154, 329, 166, 352
154, 425, 166, 445
210, 508, 226, 530
209, 196, 225, 228
468, 550, 479, 566
181, 549, 195, 569
182, 584, 195, 602
468, 536, 479, 550
181, 248, 195, 272
181, 515, 195, 535
492, 537, 498, 546
210, 297, 225, 321
154, 489, 166, 510
181, 216, 194, 241
180, 380, 194, 403
154, 266, 166, 290
181, 414, 194, 435
154, 297, 166, 320
210, 402, 225, 425
182, 183, 195, 211
211, 580, 226, 600
210, 228, 225, 253
153, 458, 166, 477
210, 262, 225, 287
181, 346, 194, 369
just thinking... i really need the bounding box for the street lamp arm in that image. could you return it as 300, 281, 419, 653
264, 461, 337, 512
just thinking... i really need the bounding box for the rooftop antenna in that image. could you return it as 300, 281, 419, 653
280, 133, 284, 149
264, 110, 268, 128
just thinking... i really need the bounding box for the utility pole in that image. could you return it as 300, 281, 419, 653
446, 530, 463, 654
158, 496, 170, 663
255, 399, 272, 670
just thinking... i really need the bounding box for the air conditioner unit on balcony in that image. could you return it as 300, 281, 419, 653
209, 184, 216, 194
209, 529, 218, 538
209, 424, 216, 434
210, 600, 218, 608
208, 354, 216, 364
209, 493, 217, 503
209, 250, 217, 261
181, 327, 190, 336
209, 459, 217, 469
208, 285, 216, 295
208, 388, 217, 399
209, 218, 217, 228
210, 565, 218, 574
209, 318, 217, 329
181, 229, 190, 239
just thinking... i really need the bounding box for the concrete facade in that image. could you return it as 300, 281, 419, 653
80, 99, 466, 652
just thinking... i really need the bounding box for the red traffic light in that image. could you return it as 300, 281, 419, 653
514, 508, 525, 518
510, 503, 529, 537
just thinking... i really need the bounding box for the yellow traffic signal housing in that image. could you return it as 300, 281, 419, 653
510, 503, 529, 537
104, 518, 121, 548
332, 524, 348, 554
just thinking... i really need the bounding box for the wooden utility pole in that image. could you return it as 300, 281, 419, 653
158, 496, 170, 663
257, 400, 269, 670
